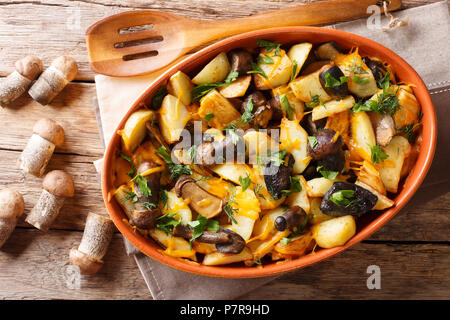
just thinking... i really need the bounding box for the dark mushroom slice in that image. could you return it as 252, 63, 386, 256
364, 57, 387, 87
195, 132, 245, 165
172, 225, 244, 254
300, 113, 327, 136
319, 65, 349, 97
268, 96, 283, 122
229, 49, 253, 76
131, 161, 162, 228
146, 121, 169, 150
320, 182, 378, 217
274, 206, 307, 231
175, 176, 223, 219
315, 41, 342, 60
316, 149, 346, 173
253, 105, 273, 128
264, 154, 295, 200
302, 162, 322, 180
307, 128, 343, 160
241, 91, 267, 113
215, 228, 246, 254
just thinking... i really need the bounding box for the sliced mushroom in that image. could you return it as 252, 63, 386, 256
131, 161, 161, 229
215, 228, 245, 254
264, 154, 295, 200
274, 206, 307, 231
307, 128, 343, 160
229, 49, 253, 76
253, 105, 273, 128
364, 57, 387, 87
268, 96, 283, 122
175, 176, 223, 218
369, 112, 396, 147
316, 149, 346, 173
320, 181, 378, 217
241, 91, 267, 112
319, 65, 349, 97
195, 132, 244, 166
146, 121, 169, 150
300, 113, 326, 136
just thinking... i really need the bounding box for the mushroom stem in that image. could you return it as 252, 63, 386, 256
172, 225, 231, 244
78, 212, 115, 261
0, 188, 25, 248
28, 56, 78, 105
0, 219, 17, 248
274, 206, 305, 231
25, 189, 65, 232
18, 134, 55, 177
0, 56, 43, 107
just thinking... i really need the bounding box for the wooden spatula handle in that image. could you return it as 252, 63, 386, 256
192, 0, 401, 44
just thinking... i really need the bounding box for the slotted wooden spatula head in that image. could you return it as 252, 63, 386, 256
86, 0, 402, 77
86, 10, 189, 77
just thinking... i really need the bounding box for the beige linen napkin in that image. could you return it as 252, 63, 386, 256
93, 1, 449, 300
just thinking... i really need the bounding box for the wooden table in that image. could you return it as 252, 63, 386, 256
0, 0, 448, 300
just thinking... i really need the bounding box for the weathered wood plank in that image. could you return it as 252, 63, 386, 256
0, 83, 104, 157
0, 147, 449, 239
0, 0, 440, 80
0, 228, 448, 300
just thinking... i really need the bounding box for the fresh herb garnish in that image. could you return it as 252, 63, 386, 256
352, 75, 369, 85
241, 98, 254, 124
223, 187, 238, 224
308, 136, 318, 149
329, 190, 359, 208
280, 94, 295, 120
305, 94, 320, 109
268, 148, 287, 167
187, 215, 220, 246
119, 152, 137, 178
290, 60, 298, 82
377, 71, 391, 89
352, 100, 372, 113
257, 54, 274, 65
143, 201, 157, 210
131, 174, 152, 197
160, 189, 169, 209
124, 190, 138, 203
280, 215, 309, 244
253, 184, 265, 199
191, 70, 238, 101
204, 112, 215, 122
324, 72, 348, 88
281, 176, 302, 196
152, 86, 167, 109
155, 212, 181, 234
226, 129, 240, 146
156, 146, 192, 179
247, 62, 268, 79
346, 57, 369, 76
316, 165, 339, 180
400, 123, 421, 143
239, 174, 252, 192
256, 39, 281, 56
370, 144, 389, 164
188, 144, 197, 163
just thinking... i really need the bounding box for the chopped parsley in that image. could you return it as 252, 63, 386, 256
280, 215, 309, 244
281, 176, 302, 196
352, 75, 369, 85
124, 190, 138, 203
280, 94, 295, 120
308, 136, 318, 149
187, 215, 220, 247
155, 212, 181, 234
239, 174, 252, 192
143, 201, 157, 210
204, 112, 215, 122
370, 144, 389, 164
156, 146, 192, 180
160, 189, 169, 209
247, 62, 268, 79
152, 86, 167, 110
305, 94, 320, 109
290, 60, 298, 82
188, 144, 197, 163
119, 152, 137, 178
400, 123, 421, 143
191, 70, 238, 101
241, 98, 254, 124
316, 165, 339, 180
257, 54, 274, 65
256, 39, 281, 56
329, 190, 359, 208
324, 72, 348, 88
131, 174, 152, 197
223, 187, 238, 224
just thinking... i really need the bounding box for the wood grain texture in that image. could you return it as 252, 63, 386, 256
0, 0, 448, 300
0, 0, 439, 80
0, 229, 448, 300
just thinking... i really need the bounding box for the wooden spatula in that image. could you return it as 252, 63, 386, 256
86, 0, 401, 77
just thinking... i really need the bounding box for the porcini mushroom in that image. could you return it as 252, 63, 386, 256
175, 176, 223, 219
69, 212, 115, 275
28, 56, 78, 105
0, 188, 25, 248
26, 170, 74, 231
18, 118, 65, 177
274, 206, 306, 231
0, 56, 43, 107
173, 225, 245, 254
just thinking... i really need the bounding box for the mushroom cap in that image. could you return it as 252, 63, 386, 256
69, 248, 103, 275
32, 118, 65, 147
43, 170, 74, 197
0, 188, 25, 220
51, 56, 78, 82
15, 55, 43, 80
